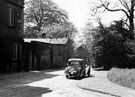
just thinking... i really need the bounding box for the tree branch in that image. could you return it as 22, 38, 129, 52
119, 0, 130, 12
122, 18, 130, 28
100, 1, 130, 19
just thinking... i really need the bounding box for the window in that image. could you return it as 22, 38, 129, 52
13, 44, 22, 60
9, 8, 15, 26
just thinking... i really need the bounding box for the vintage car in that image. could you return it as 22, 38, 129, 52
64, 58, 91, 78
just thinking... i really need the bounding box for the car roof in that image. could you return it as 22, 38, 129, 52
68, 58, 84, 62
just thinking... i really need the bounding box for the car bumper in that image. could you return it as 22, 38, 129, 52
65, 71, 80, 78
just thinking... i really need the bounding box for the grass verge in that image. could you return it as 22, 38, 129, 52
107, 68, 135, 89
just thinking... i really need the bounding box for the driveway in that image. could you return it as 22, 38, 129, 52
0, 69, 95, 97
0, 68, 134, 97
77, 69, 135, 97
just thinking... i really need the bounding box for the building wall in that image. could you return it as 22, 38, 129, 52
74, 46, 87, 59
53, 45, 66, 68
40, 48, 51, 69
23, 41, 69, 70
30, 42, 51, 70
0, 0, 24, 38
0, 0, 24, 73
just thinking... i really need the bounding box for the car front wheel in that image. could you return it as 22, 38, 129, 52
66, 75, 70, 79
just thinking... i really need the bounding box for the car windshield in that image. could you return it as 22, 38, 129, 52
68, 61, 81, 66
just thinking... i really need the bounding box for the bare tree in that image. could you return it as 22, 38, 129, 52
93, 0, 135, 36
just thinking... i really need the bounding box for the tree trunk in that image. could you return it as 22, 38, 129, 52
129, 15, 134, 35
129, 0, 135, 38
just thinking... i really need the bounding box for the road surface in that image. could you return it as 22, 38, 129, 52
0, 69, 126, 97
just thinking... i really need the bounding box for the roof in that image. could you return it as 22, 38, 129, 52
68, 58, 84, 62
24, 38, 68, 45
74, 44, 85, 51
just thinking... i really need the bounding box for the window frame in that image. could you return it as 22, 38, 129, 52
12, 44, 22, 60
9, 8, 15, 27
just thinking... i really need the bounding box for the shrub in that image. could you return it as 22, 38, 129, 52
107, 68, 135, 89
92, 20, 135, 69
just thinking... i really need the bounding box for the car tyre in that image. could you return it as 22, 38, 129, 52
80, 70, 85, 78
66, 75, 70, 79
87, 67, 90, 76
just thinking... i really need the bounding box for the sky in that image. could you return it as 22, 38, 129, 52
52, 0, 124, 32
52, 0, 90, 31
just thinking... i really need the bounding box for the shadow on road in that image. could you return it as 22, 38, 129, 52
85, 74, 95, 78
68, 75, 95, 80
0, 70, 61, 97
0, 70, 59, 88
93, 67, 109, 71
0, 85, 52, 97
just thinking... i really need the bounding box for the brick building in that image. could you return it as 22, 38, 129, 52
74, 44, 87, 59
24, 38, 73, 70
0, 0, 24, 73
